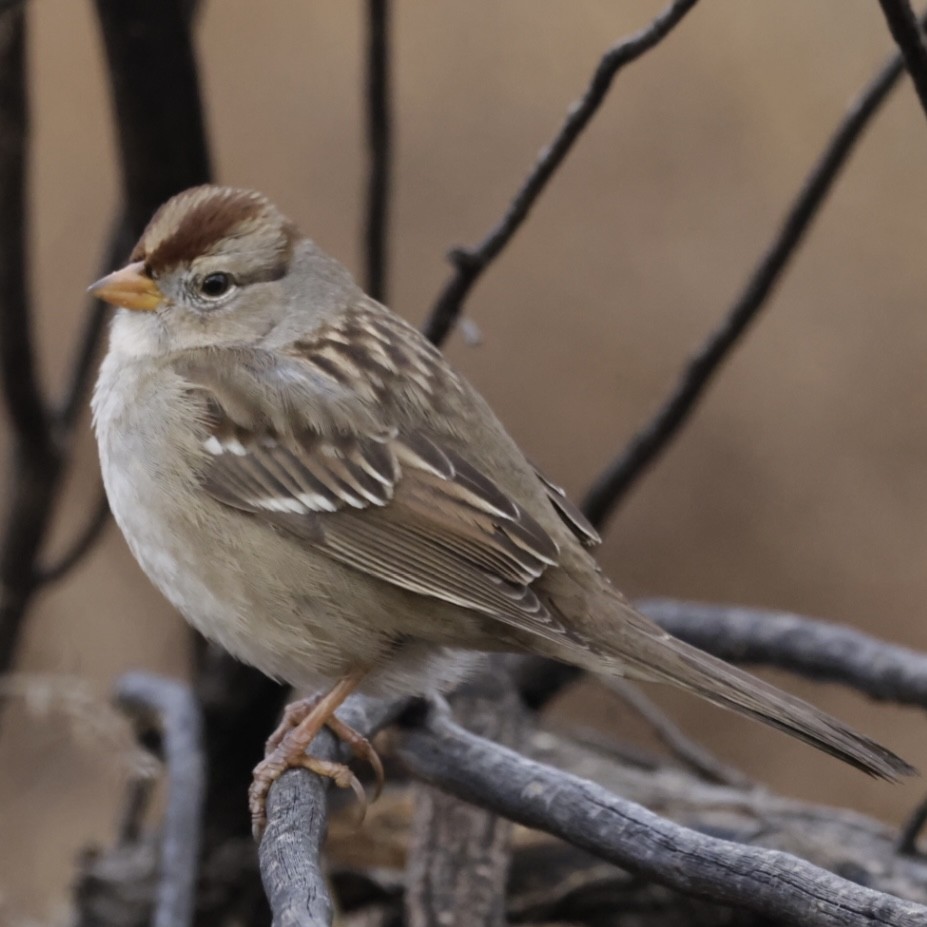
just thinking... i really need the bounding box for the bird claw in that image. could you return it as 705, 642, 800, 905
250, 692, 383, 839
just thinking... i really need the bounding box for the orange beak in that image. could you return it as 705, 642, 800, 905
88, 261, 164, 312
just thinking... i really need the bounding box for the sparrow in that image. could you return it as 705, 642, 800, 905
90, 185, 913, 834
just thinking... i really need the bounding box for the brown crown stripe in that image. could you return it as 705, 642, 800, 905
132, 187, 273, 273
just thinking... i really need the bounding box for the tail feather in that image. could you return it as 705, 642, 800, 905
634, 634, 914, 780
565, 599, 915, 780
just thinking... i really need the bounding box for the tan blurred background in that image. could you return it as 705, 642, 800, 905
4, 0, 927, 920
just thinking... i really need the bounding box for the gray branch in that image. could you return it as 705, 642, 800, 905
258, 695, 413, 927
395, 701, 927, 927
405, 663, 524, 927
115, 672, 205, 927
258, 600, 927, 927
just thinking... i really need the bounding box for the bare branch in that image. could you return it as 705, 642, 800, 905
93, 0, 211, 235
601, 677, 750, 788
396, 701, 927, 927
405, 665, 523, 927
36, 486, 110, 586
116, 672, 205, 927
0, 5, 48, 455
898, 794, 927, 856
422, 0, 701, 346
877, 0, 927, 121
0, 5, 62, 688
259, 695, 413, 927
0, 0, 211, 717
364, 0, 391, 302
581, 14, 925, 526
60, 0, 203, 434
258, 595, 927, 925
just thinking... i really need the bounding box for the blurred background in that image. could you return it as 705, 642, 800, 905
4, 0, 927, 920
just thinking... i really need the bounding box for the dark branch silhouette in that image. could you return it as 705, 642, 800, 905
422, 0, 701, 347
0, 6, 60, 694
877, 0, 927, 121
364, 0, 392, 302
36, 488, 110, 586
0, 8, 45, 453
0, 0, 215, 706
581, 13, 927, 525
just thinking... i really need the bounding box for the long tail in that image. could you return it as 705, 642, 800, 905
569, 601, 914, 780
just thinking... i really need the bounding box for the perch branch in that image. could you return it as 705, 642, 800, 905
259, 694, 413, 927
581, 12, 927, 525
327, 726, 927, 922
877, 0, 927, 121
395, 701, 927, 927
422, 0, 701, 346
259, 597, 927, 925
116, 672, 205, 927
364, 0, 391, 302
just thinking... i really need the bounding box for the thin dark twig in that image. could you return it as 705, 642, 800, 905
396, 702, 927, 927
36, 487, 110, 586
364, 0, 391, 302
422, 0, 701, 346
898, 794, 927, 856
0, 0, 209, 715
601, 677, 751, 788
877, 0, 927, 121
0, 7, 47, 454
581, 19, 922, 526
61, 0, 203, 434
0, 7, 62, 694
117, 672, 205, 927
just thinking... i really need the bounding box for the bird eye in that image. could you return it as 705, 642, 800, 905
198, 272, 234, 299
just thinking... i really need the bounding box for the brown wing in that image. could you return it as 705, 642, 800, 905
533, 468, 601, 548
197, 399, 591, 649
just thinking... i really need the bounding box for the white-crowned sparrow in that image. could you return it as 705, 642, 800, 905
90, 185, 913, 832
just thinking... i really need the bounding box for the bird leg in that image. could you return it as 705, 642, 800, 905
249, 669, 382, 837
